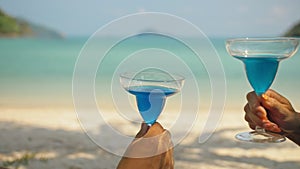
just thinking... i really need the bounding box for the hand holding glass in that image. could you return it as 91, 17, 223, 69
226, 37, 300, 143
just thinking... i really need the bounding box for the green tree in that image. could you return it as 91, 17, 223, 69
0, 8, 20, 35
285, 21, 300, 37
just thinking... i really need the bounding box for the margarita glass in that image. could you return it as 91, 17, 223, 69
120, 68, 184, 126
226, 37, 300, 143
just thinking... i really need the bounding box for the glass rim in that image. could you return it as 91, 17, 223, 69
226, 37, 300, 58
119, 71, 185, 83
226, 37, 300, 43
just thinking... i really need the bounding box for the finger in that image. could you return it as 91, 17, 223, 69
261, 94, 285, 114
251, 105, 281, 132
255, 106, 270, 122
144, 122, 165, 138
264, 89, 291, 105
244, 109, 281, 132
244, 104, 256, 130
245, 91, 277, 123
135, 123, 150, 138
246, 118, 281, 132
263, 121, 281, 132
244, 91, 282, 133
244, 103, 264, 126
124, 122, 171, 158
248, 122, 256, 130
244, 104, 252, 123
245, 101, 274, 125
246, 91, 261, 111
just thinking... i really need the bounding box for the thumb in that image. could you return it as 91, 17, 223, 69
261, 93, 283, 114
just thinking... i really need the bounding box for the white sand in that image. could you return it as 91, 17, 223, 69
0, 107, 299, 169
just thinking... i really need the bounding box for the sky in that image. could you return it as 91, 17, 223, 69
0, 0, 300, 37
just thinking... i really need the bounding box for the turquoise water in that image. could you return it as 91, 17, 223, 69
0, 37, 300, 110
0, 38, 85, 107
127, 85, 178, 125
234, 56, 279, 96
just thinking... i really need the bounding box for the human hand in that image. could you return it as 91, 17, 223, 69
244, 89, 299, 134
117, 122, 174, 169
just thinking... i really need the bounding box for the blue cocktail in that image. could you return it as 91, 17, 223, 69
226, 37, 300, 143
120, 68, 184, 126
234, 56, 279, 96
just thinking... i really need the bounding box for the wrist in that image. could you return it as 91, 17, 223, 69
292, 112, 300, 133
282, 112, 300, 133
284, 112, 300, 146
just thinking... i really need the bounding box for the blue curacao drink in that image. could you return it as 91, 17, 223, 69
234, 56, 279, 96
126, 85, 178, 125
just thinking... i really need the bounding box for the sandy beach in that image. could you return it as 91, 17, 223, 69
0, 106, 299, 169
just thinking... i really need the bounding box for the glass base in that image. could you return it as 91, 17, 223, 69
235, 131, 286, 143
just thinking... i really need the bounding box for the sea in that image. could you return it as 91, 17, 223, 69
1, 36, 300, 112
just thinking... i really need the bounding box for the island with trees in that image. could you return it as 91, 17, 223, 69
0, 8, 64, 38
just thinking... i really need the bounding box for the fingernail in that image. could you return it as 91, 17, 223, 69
262, 94, 268, 100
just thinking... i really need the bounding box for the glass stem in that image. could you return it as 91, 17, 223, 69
147, 123, 152, 127
255, 126, 266, 134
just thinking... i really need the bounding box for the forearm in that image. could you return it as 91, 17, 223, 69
285, 113, 300, 146
286, 133, 300, 146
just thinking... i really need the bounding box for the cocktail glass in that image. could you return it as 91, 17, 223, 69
120, 68, 184, 126
226, 37, 300, 143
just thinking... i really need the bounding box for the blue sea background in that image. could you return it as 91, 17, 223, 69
1, 37, 300, 112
